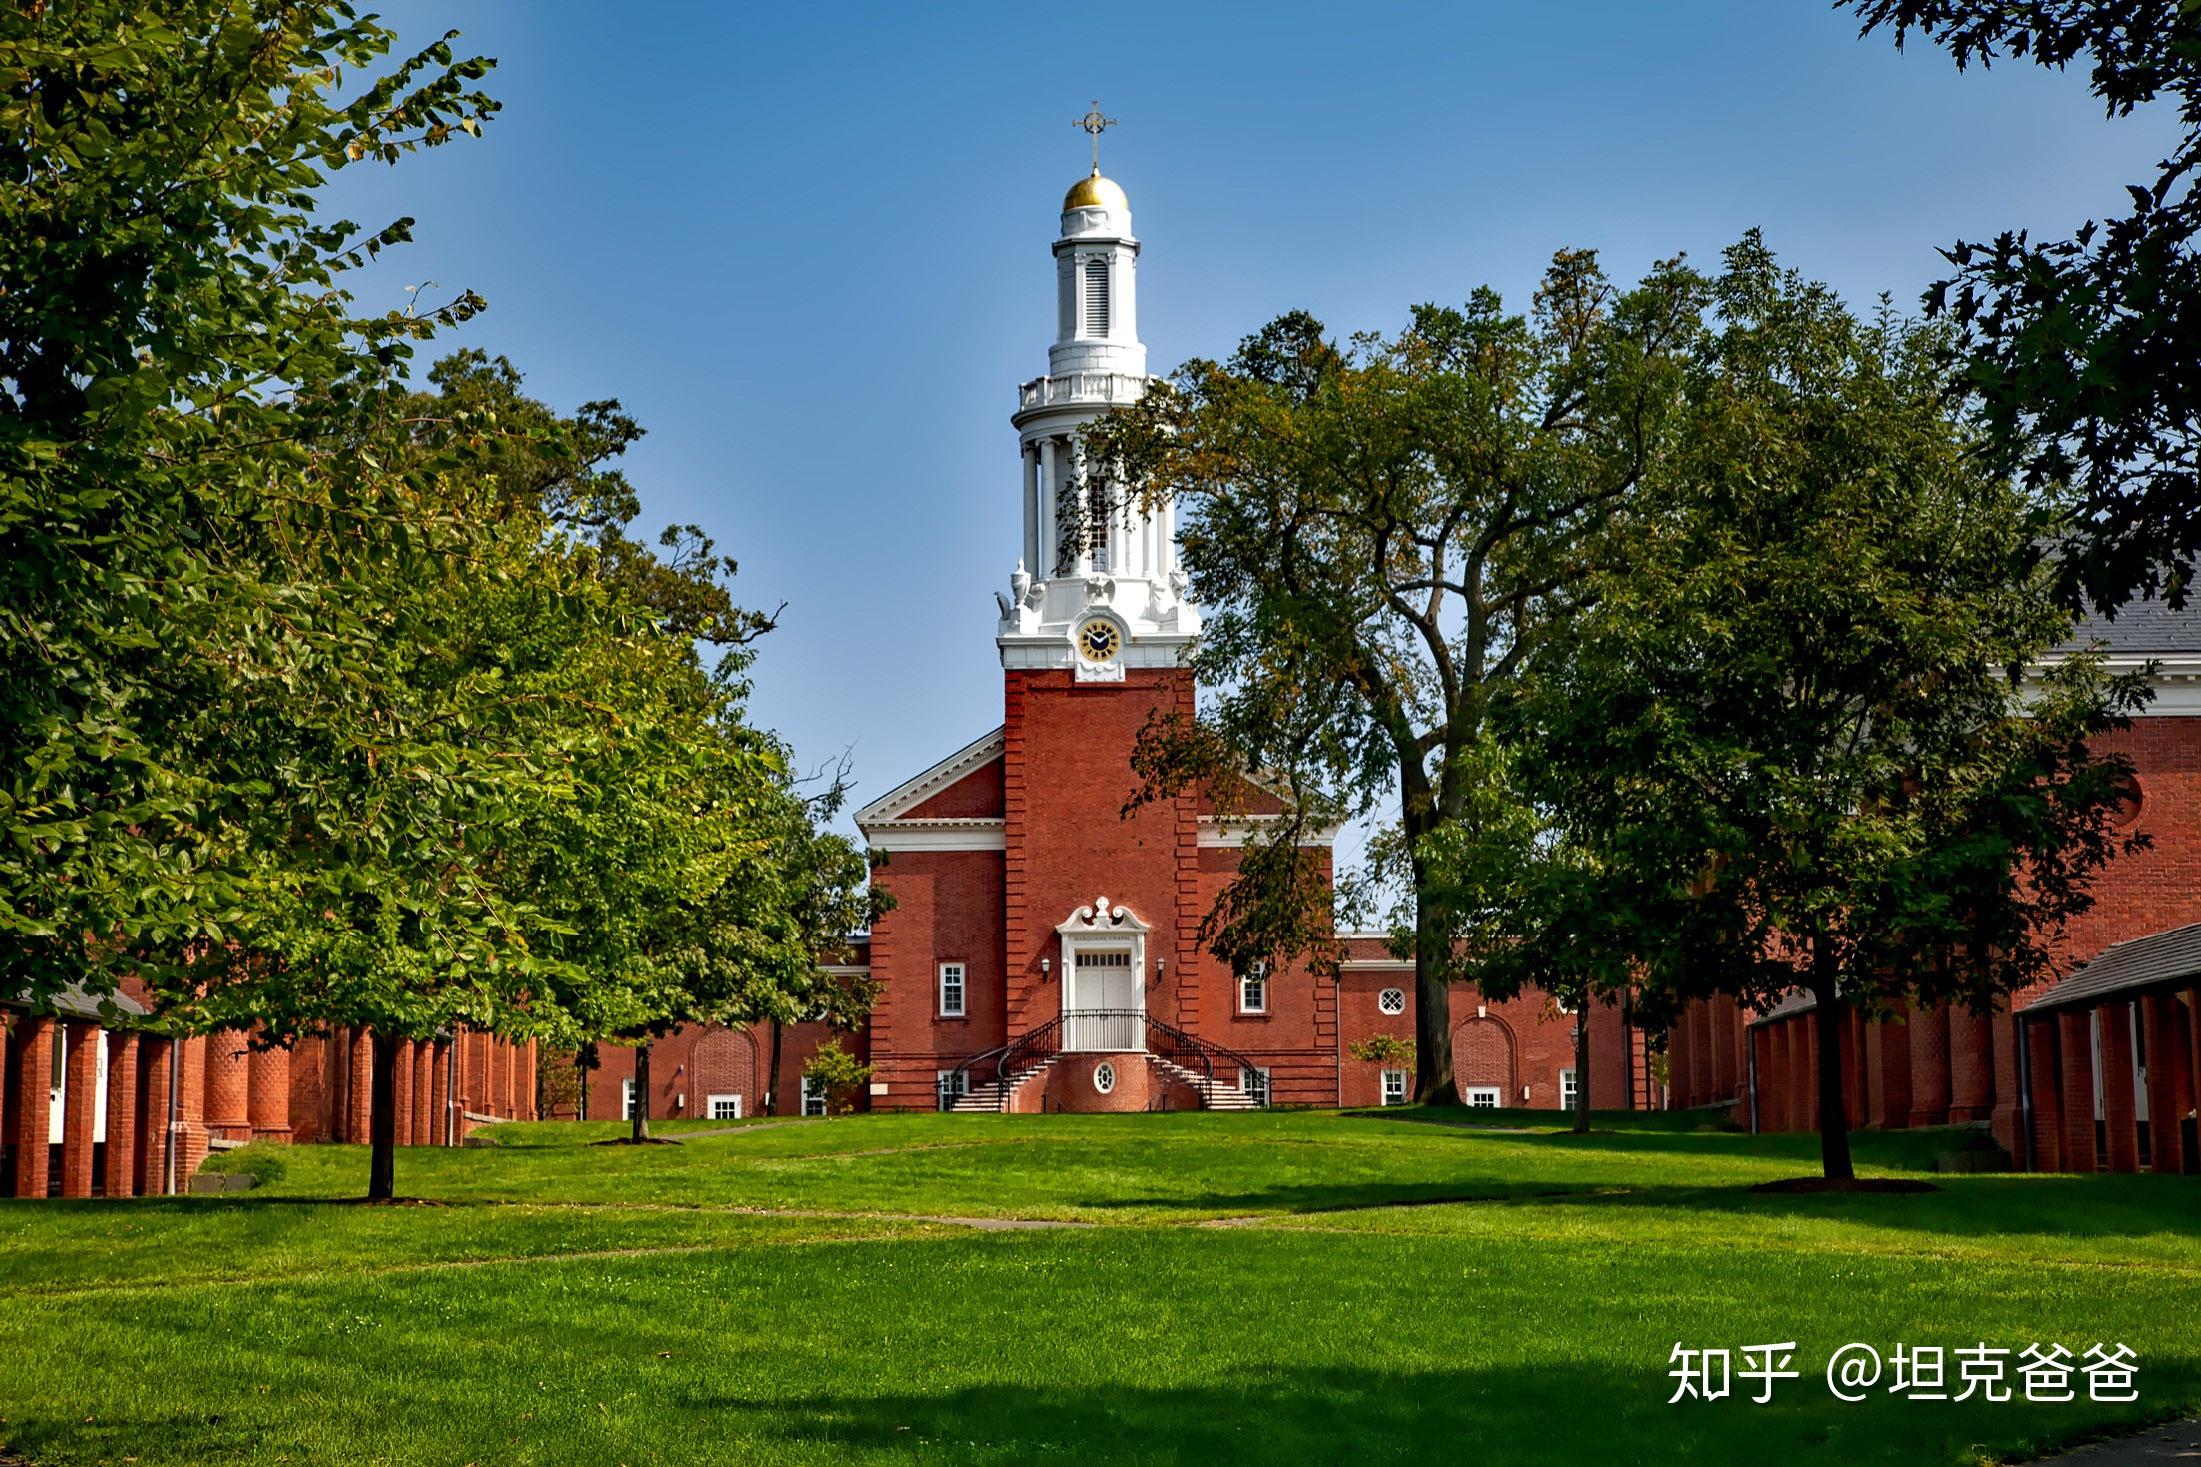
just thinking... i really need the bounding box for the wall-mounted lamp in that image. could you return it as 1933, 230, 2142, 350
1040, 957, 1052, 978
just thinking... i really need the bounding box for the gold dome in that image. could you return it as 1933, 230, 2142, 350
1063, 169, 1129, 213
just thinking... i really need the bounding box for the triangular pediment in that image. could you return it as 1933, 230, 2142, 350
855, 726, 1006, 830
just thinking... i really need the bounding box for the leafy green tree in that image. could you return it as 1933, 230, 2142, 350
1084, 254, 1703, 1101
1502, 236, 2146, 1179
801, 1039, 872, 1117
1844, 0, 2201, 610
1, 0, 498, 1015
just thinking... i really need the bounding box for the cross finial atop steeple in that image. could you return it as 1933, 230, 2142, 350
1074, 100, 1118, 172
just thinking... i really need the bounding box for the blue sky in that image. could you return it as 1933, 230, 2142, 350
326, 2, 2178, 848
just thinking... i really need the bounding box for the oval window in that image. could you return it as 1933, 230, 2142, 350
1378, 987, 1406, 1015
1094, 1061, 1117, 1095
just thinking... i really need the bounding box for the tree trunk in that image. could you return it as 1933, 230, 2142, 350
1573, 998, 1593, 1134
1410, 859, 1460, 1105
1811, 955, 1854, 1181
367, 1031, 398, 1202
575, 1051, 589, 1122
765, 1019, 784, 1117
631, 1041, 653, 1143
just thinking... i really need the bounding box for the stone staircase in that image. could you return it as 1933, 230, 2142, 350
1146, 1054, 1262, 1110
947, 1056, 1059, 1113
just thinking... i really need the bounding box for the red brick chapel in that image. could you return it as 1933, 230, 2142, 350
587, 159, 1646, 1122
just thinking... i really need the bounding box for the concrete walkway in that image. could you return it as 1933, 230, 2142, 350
2027, 1420, 2201, 1465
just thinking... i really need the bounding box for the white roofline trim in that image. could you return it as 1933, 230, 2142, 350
1196, 815, 1343, 848
867, 821, 1007, 853
855, 726, 1005, 828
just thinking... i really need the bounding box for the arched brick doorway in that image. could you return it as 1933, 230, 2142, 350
1454, 1016, 1516, 1106
692, 1029, 758, 1121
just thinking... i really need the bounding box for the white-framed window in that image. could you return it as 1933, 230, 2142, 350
1240, 1066, 1271, 1108
1381, 1069, 1408, 1107
800, 1076, 827, 1117
706, 1093, 742, 1121
1239, 963, 1268, 1015
1466, 1086, 1501, 1109
1561, 1067, 1580, 1112
938, 961, 966, 1018
935, 1070, 967, 1112
1094, 1060, 1117, 1095
1378, 987, 1406, 1015
621, 1078, 639, 1121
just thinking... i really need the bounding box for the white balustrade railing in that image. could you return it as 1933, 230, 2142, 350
1016, 373, 1148, 413
1062, 1008, 1144, 1053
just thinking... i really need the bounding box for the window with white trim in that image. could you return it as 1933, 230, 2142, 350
1560, 1067, 1580, 1113
1240, 1066, 1271, 1108
706, 1093, 742, 1121
938, 961, 966, 1018
1094, 1061, 1117, 1095
1381, 1069, 1408, 1107
1239, 962, 1268, 1015
1082, 256, 1110, 336
621, 1078, 639, 1121
1466, 1086, 1501, 1109
936, 1070, 967, 1112
1378, 987, 1406, 1015
800, 1076, 827, 1117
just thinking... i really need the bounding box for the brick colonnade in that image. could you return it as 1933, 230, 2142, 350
1735, 988, 2200, 1176
2021, 989, 2197, 1177
1, 1014, 539, 1198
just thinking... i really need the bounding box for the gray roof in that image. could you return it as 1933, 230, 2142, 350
2058, 597, 2201, 656
2, 982, 151, 1022
1746, 990, 1815, 1028
2022, 921, 2201, 1017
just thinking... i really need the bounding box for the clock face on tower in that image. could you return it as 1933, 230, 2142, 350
1076, 618, 1123, 664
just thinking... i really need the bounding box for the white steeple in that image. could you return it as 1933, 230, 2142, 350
997, 114, 1197, 681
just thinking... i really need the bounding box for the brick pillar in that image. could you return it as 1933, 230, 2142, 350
203, 1029, 253, 1143
1874, 1016, 1913, 1129
1667, 1020, 1692, 1108
2024, 1018, 2064, 1172
175, 1034, 209, 1184
2058, 1009, 2098, 1173
2140, 992, 2189, 1175
412, 1043, 434, 1146
1947, 1007, 1994, 1121
526, 1039, 540, 1120
348, 1028, 373, 1142
392, 1038, 416, 1146
1907, 1002, 1950, 1126
1843, 1010, 1868, 1129
59, 1022, 100, 1198
429, 1039, 452, 1146
9, 1014, 51, 1197
2098, 1002, 2141, 1173
137, 1036, 172, 1194
1989, 1009, 2025, 1157
1706, 999, 1736, 1104
248, 1042, 292, 1141
1691, 1002, 1715, 1105
1799, 1015, 1821, 1133
104, 1031, 139, 1198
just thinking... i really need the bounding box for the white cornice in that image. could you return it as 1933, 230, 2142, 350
1339, 958, 1413, 972
865, 820, 1007, 853
1197, 815, 1344, 849
2030, 656, 2201, 716
818, 965, 872, 979
854, 727, 1005, 829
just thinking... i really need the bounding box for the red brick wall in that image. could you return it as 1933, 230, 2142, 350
868, 848, 1007, 1110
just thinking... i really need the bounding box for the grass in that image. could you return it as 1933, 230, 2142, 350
1, 1110, 2195, 1465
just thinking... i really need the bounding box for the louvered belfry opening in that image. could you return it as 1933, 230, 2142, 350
1082, 256, 1110, 337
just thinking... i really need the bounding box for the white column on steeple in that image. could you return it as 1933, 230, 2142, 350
1038, 436, 1059, 575
1021, 443, 1038, 573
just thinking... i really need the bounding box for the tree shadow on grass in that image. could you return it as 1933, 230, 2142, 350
681, 1361, 2192, 1467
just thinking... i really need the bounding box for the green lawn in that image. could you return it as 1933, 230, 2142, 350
1, 1110, 2195, 1465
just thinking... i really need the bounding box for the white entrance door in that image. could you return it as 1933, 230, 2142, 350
1066, 949, 1140, 1051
